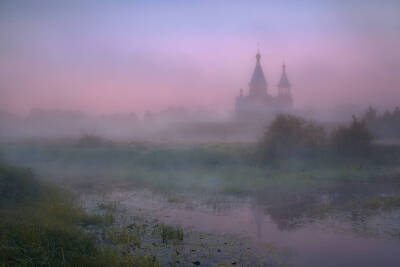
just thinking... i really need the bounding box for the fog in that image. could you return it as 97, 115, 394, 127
1, 0, 399, 117
2, 2, 400, 267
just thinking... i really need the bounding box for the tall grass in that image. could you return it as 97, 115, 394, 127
153, 224, 184, 244
0, 163, 159, 266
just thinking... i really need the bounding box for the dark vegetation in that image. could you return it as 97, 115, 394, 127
2, 126, 399, 199
330, 115, 373, 156
257, 114, 326, 160
1, 112, 400, 265
0, 165, 40, 208
258, 114, 375, 162
156, 224, 184, 244
363, 106, 400, 140
0, 163, 159, 266
254, 115, 400, 232
0, 162, 275, 266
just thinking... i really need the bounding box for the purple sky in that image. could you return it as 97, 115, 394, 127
1, 0, 399, 115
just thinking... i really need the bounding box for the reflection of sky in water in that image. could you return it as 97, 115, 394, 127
108, 189, 400, 267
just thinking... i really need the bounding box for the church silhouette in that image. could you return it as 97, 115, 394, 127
235, 51, 292, 120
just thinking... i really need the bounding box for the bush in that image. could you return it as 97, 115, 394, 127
330, 115, 373, 156
362, 106, 400, 139
258, 114, 326, 160
0, 164, 41, 207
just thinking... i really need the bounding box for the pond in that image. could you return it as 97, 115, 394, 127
88, 188, 400, 267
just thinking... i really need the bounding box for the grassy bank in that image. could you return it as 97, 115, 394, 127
0, 162, 286, 266
0, 163, 159, 266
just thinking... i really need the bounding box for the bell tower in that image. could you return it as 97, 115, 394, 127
278, 63, 291, 96
277, 63, 293, 108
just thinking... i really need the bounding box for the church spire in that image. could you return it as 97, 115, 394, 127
249, 48, 268, 98
256, 51, 261, 62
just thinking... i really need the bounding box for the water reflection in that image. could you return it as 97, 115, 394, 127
114, 177, 400, 266
249, 177, 400, 233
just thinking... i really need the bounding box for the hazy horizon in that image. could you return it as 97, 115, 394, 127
1, 0, 399, 116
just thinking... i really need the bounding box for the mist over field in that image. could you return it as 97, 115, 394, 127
1, 1, 400, 267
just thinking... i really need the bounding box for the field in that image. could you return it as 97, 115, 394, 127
2, 140, 400, 266
3, 141, 400, 194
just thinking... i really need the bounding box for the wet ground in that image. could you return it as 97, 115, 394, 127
3, 142, 400, 266
81, 189, 400, 267
81, 191, 291, 266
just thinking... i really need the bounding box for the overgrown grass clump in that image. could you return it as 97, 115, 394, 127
105, 226, 141, 248
365, 196, 400, 211
154, 224, 184, 244
0, 163, 158, 266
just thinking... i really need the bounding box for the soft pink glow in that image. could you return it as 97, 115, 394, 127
1, 1, 399, 115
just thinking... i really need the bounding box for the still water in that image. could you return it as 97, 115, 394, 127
107, 190, 400, 267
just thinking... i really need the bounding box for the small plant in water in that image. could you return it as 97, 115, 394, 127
154, 223, 184, 244
132, 254, 161, 267
365, 196, 400, 211
105, 226, 141, 248
97, 201, 118, 212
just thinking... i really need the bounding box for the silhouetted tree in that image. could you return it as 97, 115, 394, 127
362, 106, 400, 139
363, 106, 377, 122
330, 115, 373, 156
258, 114, 326, 160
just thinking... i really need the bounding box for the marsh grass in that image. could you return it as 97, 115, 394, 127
1, 140, 400, 264
153, 224, 184, 244
365, 196, 400, 211
0, 163, 159, 266
97, 200, 118, 212
104, 226, 141, 248
131, 254, 161, 267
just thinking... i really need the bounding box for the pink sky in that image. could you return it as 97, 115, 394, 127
0, 1, 399, 115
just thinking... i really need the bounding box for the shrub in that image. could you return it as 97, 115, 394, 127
258, 114, 326, 161
362, 106, 400, 139
330, 115, 373, 156
0, 164, 41, 207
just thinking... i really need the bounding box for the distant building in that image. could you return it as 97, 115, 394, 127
235, 51, 292, 120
